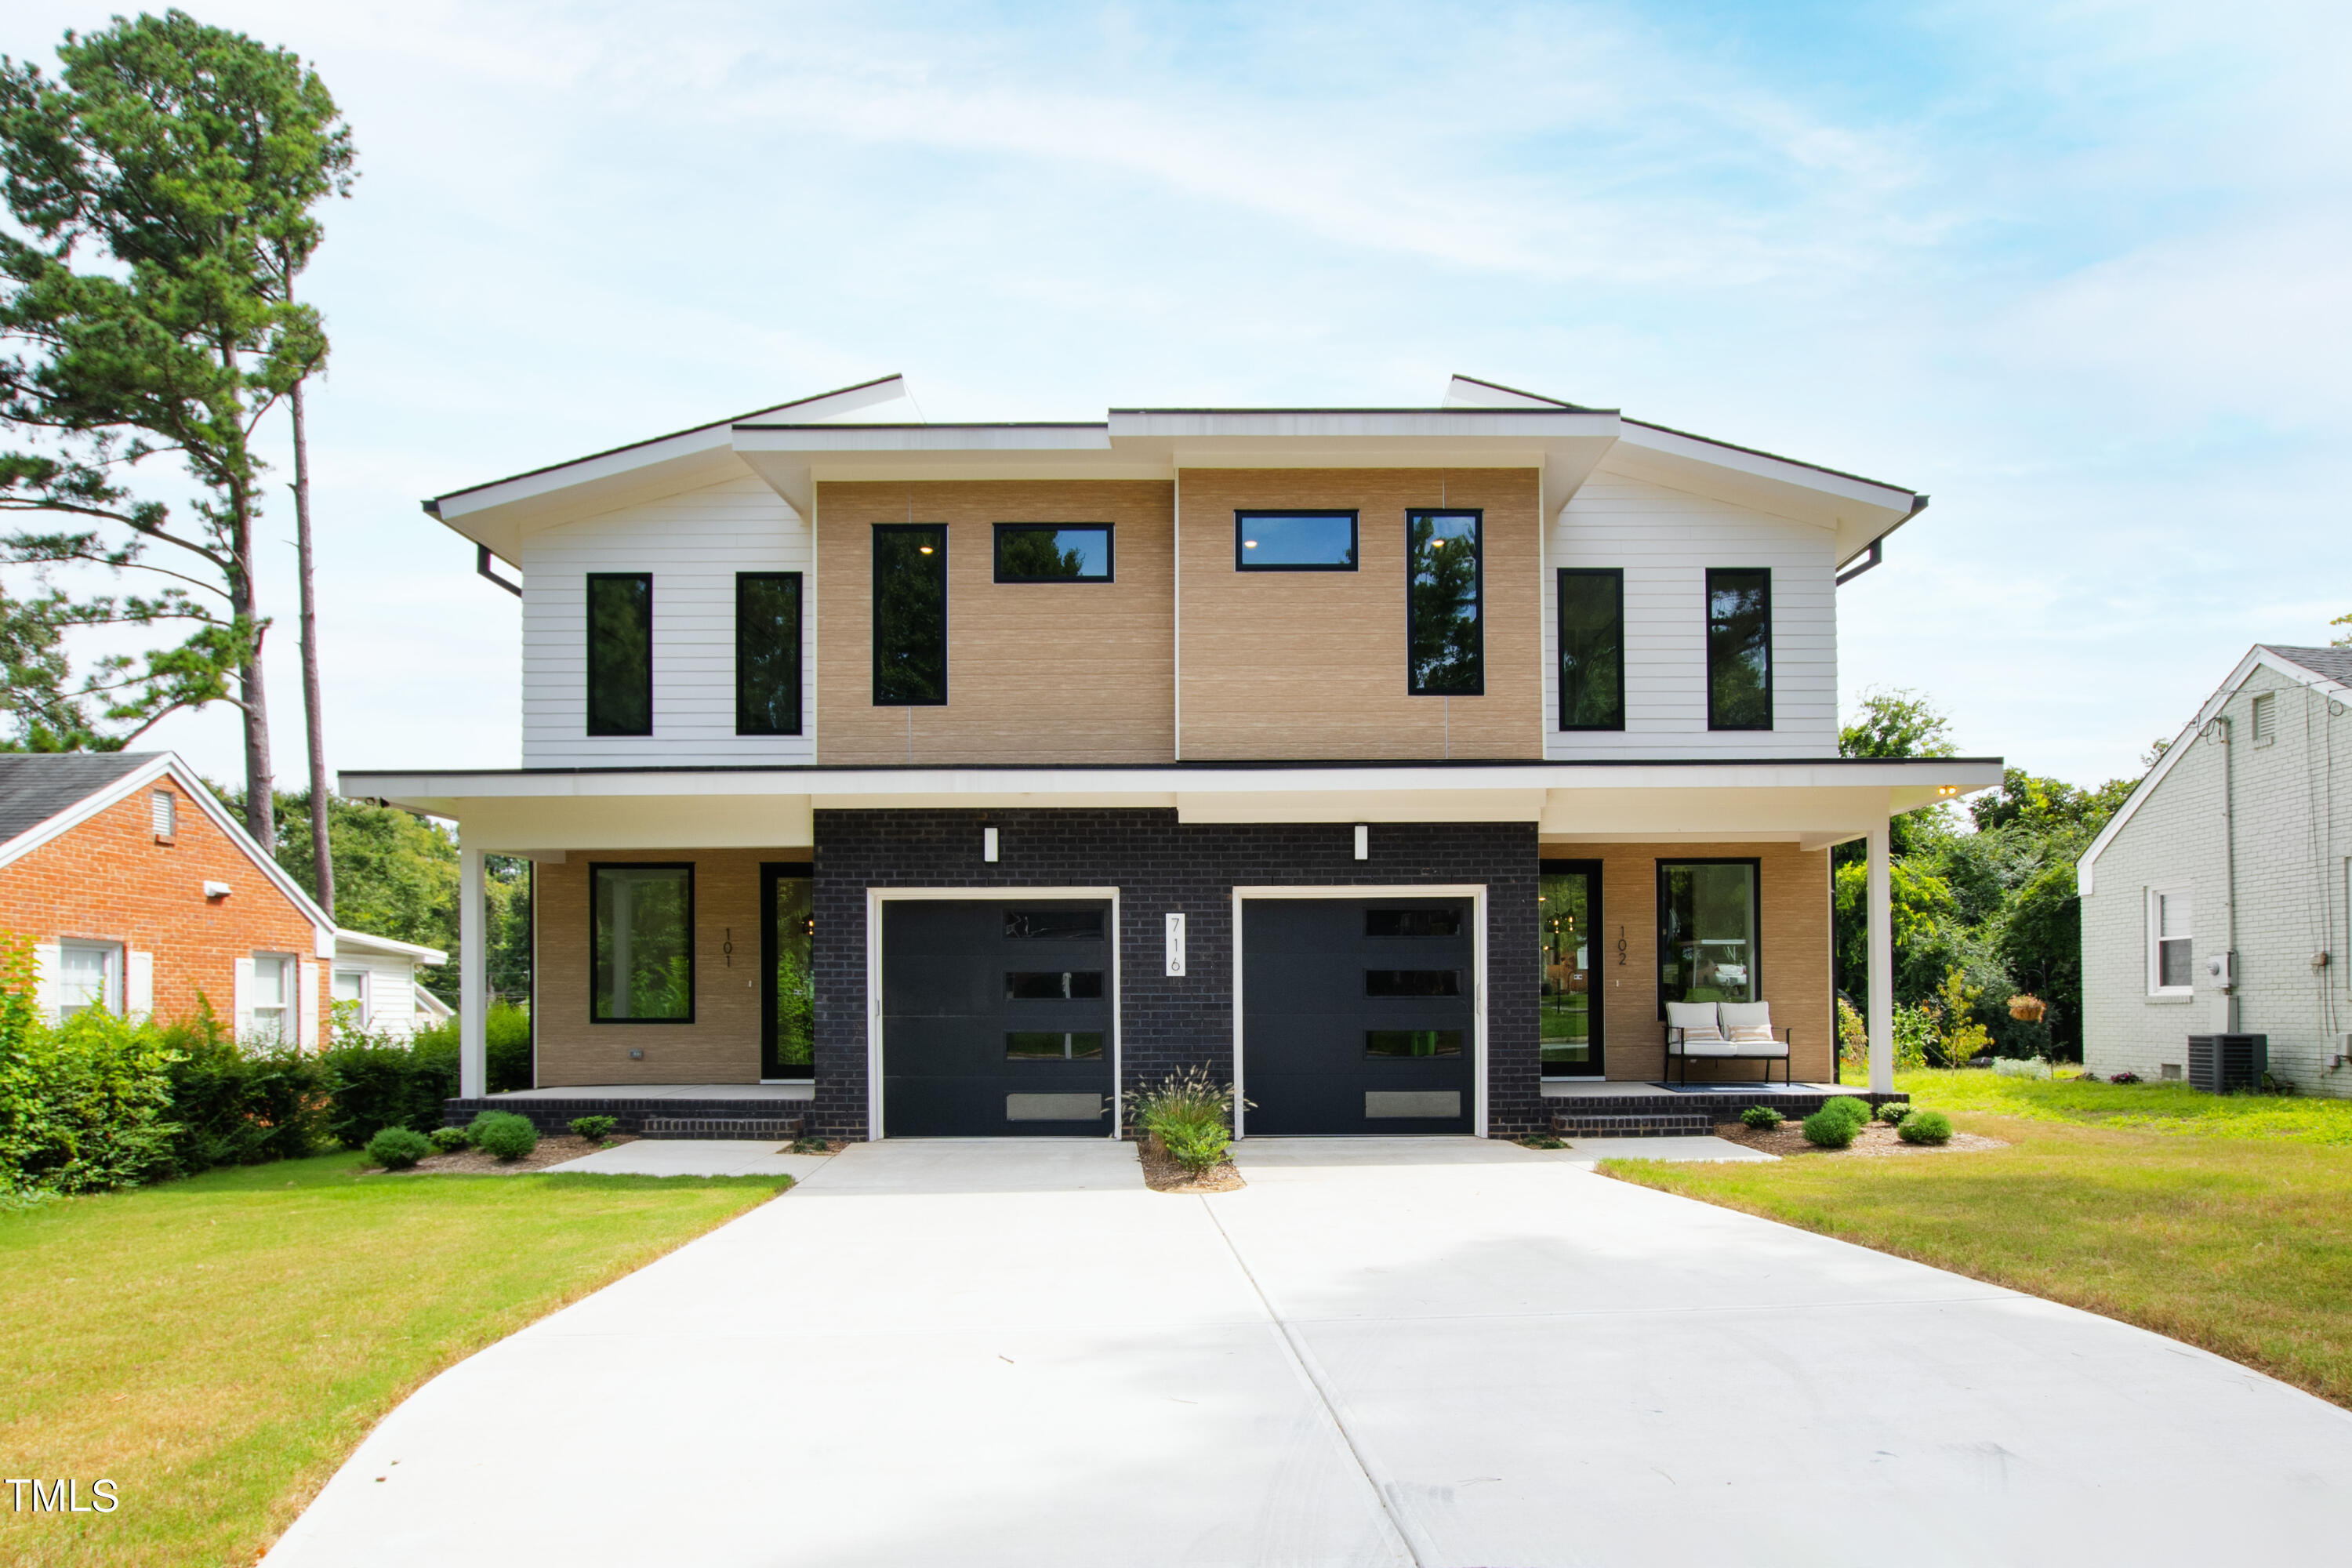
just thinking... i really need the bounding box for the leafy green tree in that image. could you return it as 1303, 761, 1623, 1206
0, 13, 351, 844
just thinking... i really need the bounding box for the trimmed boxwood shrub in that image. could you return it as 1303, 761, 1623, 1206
1820, 1096, 1871, 1127
1876, 1100, 1914, 1125
366, 1127, 434, 1170
429, 1126, 470, 1152
570, 1115, 619, 1145
1897, 1109, 1954, 1145
1740, 1105, 1783, 1130
1802, 1108, 1860, 1149
469, 1110, 537, 1160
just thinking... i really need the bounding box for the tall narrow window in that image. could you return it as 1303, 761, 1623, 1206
1705, 568, 1771, 731
873, 525, 947, 705
1540, 860, 1604, 1076
1407, 510, 1482, 695
2151, 889, 2193, 994
1557, 569, 1624, 730
762, 864, 813, 1078
735, 573, 803, 735
593, 863, 695, 1022
249, 952, 293, 1041
1657, 860, 1759, 1016
586, 573, 653, 736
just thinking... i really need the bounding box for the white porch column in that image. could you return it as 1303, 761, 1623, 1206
460, 843, 487, 1101
1867, 816, 1894, 1094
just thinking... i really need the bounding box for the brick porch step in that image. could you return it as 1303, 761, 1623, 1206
639, 1116, 805, 1141
1553, 1112, 1714, 1138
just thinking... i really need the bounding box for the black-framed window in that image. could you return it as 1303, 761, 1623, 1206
1557, 568, 1624, 730
994, 524, 1112, 583
1236, 510, 1357, 570
735, 573, 801, 736
1407, 510, 1482, 695
586, 573, 652, 736
1540, 858, 1604, 1076
592, 862, 694, 1022
873, 524, 947, 705
1706, 568, 1772, 731
1656, 858, 1759, 1018
760, 862, 813, 1078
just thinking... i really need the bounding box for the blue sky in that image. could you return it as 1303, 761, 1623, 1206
13, 0, 2348, 788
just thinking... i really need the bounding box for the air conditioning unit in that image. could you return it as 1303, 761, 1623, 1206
2187, 1033, 2266, 1094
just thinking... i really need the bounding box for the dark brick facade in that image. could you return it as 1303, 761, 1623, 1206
811, 808, 1541, 1138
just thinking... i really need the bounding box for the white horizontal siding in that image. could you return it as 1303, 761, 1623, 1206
519, 474, 815, 768
1543, 469, 1838, 759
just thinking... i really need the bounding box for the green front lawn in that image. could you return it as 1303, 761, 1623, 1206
0, 1155, 787, 1568
1604, 1072, 2352, 1407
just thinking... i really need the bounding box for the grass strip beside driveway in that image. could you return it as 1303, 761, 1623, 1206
1604, 1110, 2352, 1409
0, 1154, 787, 1568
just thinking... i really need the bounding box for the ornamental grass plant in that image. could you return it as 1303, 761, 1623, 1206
1123, 1066, 1246, 1174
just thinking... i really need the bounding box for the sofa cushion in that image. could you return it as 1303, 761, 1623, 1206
1665, 1000, 1722, 1040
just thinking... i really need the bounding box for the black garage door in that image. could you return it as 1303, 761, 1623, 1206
1242, 897, 1475, 1135
882, 899, 1114, 1137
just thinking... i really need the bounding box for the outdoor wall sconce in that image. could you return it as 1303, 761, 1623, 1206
1353, 825, 1369, 860
983, 827, 1000, 862
202, 880, 231, 900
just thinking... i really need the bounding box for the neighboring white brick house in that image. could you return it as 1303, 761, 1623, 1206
2079, 645, 2352, 1094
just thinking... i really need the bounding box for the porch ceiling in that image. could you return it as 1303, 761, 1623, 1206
341, 759, 2002, 855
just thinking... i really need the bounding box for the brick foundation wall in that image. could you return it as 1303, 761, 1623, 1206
0, 778, 326, 1032
811, 809, 1544, 1138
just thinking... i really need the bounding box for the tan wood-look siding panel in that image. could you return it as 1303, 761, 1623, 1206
815, 481, 1174, 765
1558, 840, 1833, 1082
1177, 469, 1541, 760
533, 848, 784, 1086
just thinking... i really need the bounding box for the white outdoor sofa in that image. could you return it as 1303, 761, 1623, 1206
1664, 1000, 1792, 1085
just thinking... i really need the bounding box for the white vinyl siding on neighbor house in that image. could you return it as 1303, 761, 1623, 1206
1542, 468, 1838, 758
519, 473, 815, 767
331, 949, 438, 1040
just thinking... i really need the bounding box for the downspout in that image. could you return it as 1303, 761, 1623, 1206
2205, 714, 2239, 1033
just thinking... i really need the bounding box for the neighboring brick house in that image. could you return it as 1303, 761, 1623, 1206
352, 372, 1998, 1140
0, 752, 447, 1044
2079, 644, 2352, 1094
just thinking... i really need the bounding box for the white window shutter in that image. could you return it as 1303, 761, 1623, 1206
298, 960, 321, 1049
126, 950, 154, 1019
233, 956, 254, 1040
32, 942, 60, 1022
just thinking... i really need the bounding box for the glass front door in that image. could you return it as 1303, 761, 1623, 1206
1539, 860, 1603, 1076
760, 864, 815, 1080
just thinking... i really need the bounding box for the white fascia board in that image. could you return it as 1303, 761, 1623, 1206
2076, 644, 2352, 894
1604, 423, 1919, 557
730, 423, 1123, 515
334, 927, 450, 966
0, 753, 337, 941
426, 376, 908, 557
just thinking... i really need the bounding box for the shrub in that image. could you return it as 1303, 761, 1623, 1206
2109, 1071, 2141, 1085
1897, 1109, 1954, 1145
1161, 1121, 1231, 1174
318, 1040, 455, 1149
1820, 1096, 1871, 1127
788, 1134, 830, 1154
429, 1126, 470, 1152
570, 1115, 619, 1145
366, 1127, 434, 1170
1124, 1066, 1244, 1142
163, 1009, 328, 1172
1876, 1100, 1914, 1125
0, 953, 181, 1197
1520, 1133, 1567, 1149
469, 1110, 537, 1160
1802, 1109, 1860, 1149
1740, 1105, 1783, 1130
1994, 1056, 2053, 1080
407, 1001, 534, 1094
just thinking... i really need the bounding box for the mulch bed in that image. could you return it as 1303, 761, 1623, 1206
1135, 1134, 1244, 1193
376, 1133, 640, 1175
1712, 1118, 2007, 1158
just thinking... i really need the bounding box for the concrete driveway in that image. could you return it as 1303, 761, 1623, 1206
266, 1138, 2352, 1567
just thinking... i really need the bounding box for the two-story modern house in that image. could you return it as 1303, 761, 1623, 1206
345, 375, 1998, 1141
